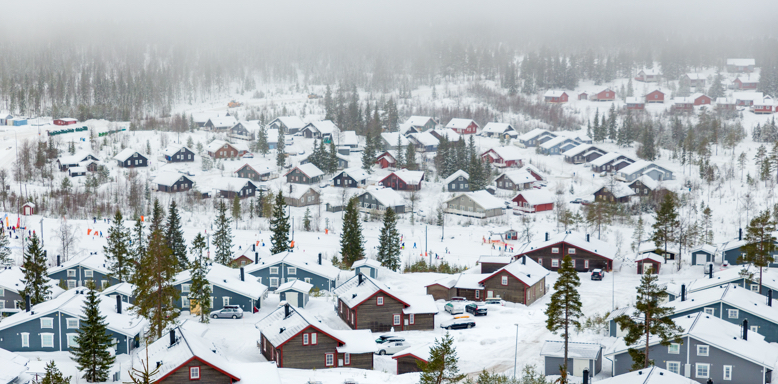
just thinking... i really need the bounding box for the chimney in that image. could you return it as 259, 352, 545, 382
586, 234, 590, 242
25, 295, 31, 312
709, 264, 713, 279
769, 289, 773, 307
252, 244, 256, 252
56, 255, 60, 267
583, 370, 589, 384
240, 267, 245, 282
169, 329, 176, 346
289, 184, 293, 194
681, 284, 686, 302
522, 255, 526, 265
545, 232, 549, 241
358, 272, 363, 285
284, 303, 290, 318
318, 253, 322, 265
743, 318, 748, 340
116, 294, 122, 314
739, 228, 743, 241
255, 252, 259, 264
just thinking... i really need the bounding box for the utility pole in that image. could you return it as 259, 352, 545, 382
425, 225, 427, 257
513, 323, 519, 380
39, 218, 43, 247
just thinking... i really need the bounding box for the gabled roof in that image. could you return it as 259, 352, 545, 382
443, 170, 469, 185
392, 343, 431, 363
351, 258, 382, 270
635, 253, 664, 264
381, 132, 410, 146
431, 128, 462, 142
286, 163, 324, 179
736, 74, 760, 84
409, 131, 439, 147
287, 186, 317, 200
358, 186, 405, 208
174, 263, 267, 300
618, 160, 671, 177
596, 182, 635, 199
500, 169, 535, 185
388, 169, 424, 184
0, 348, 29, 384
244, 251, 340, 281
514, 189, 555, 205
685, 73, 706, 80
232, 120, 260, 133
596, 366, 696, 384
333, 273, 409, 308
734, 91, 764, 102
540, 135, 577, 149
206, 140, 233, 153
255, 304, 341, 347
304, 120, 338, 135
405, 116, 436, 127
342, 131, 358, 146
482, 122, 515, 134
48, 253, 111, 276
516, 232, 616, 261
276, 279, 314, 294
68, 166, 87, 173
727, 58, 755, 66
147, 319, 242, 383
207, 177, 256, 192
235, 160, 275, 175
445, 118, 479, 130
206, 116, 238, 128
590, 152, 625, 167
689, 244, 717, 255
540, 340, 601, 359
162, 145, 193, 157
0, 266, 63, 298
625, 97, 643, 104
639, 68, 660, 76
631, 174, 658, 190
517, 128, 555, 142
154, 172, 192, 187
485, 146, 523, 161
113, 148, 146, 162
402, 294, 438, 315
445, 190, 504, 210
58, 151, 98, 165
562, 144, 605, 158
270, 116, 305, 130
522, 164, 547, 180
100, 282, 135, 298
479, 256, 549, 287
543, 90, 567, 97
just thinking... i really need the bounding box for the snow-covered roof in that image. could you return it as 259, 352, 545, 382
113, 148, 145, 162
335, 329, 378, 354
392, 343, 431, 362
443, 170, 469, 185
632, 174, 658, 190
522, 164, 546, 180
244, 251, 340, 281
515, 189, 555, 205
669, 283, 778, 325
517, 128, 554, 142
636, 253, 664, 264
517, 232, 616, 261
539, 135, 575, 149
0, 288, 146, 336
390, 169, 424, 184
58, 151, 98, 165
562, 144, 593, 157
481, 256, 549, 287
207, 116, 238, 128
590, 152, 624, 167
266, 128, 279, 143
736, 73, 760, 84
207, 177, 256, 192
398, 123, 417, 135
147, 319, 241, 383
0, 266, 63, 302
192, 112, 219, 124
48, 253, 112, 276
543, 90, 567, 97
598, 182, 635, 199
274, 116, 306, 130
333, 273, 407, 308
478, 256, 512, 264
716, 97, 735, 104
432, 128, 462, 142
596, 366, 696, 384
410, 131, 439, 147
402, 294, 438, 315
405, 116, 436, 127
501, 169, 535, 185
342, 131, 358, 146
68, 166, 87, 173
639, 68, 660, 76
454, 273, 488, 290
162, 145, 192, 157
689, 244, 717, 255
487, 146, 523, 161
540, 341, 600, 359
174, 263, 267, 300
482, 122, 514, 134
287, 186, 317, 200
235, 160, 275, 175
359, 186, 405, 208
206, 140, 228, 152
381, 132, 410, 146
734, 91, 764, 102
0, 348, 28, 384
685, 73, 706, 80
305, 120, 338, 135
276, 279, 313, 294
617, 160, 652, 176
447, 190, 504, 210
625, 97, 643, 104
288, 163, 324, 179
445, 118, 478, 130
608, 311, 778, 369
234, 120, 260, 132
100, 282, 135, 298
727, 58, 755, 66
351, 258, 382, 270
154, 172, 192, 187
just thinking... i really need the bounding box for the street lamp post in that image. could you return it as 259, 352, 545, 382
513, 323, 519, 380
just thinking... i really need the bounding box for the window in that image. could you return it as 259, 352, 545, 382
751, 284, 760, 292
475, 290, 480, 299
287, 277, 297, 282
182, 284, 191, 293
40, 318, 54, 329
551, 248, 559, 254
377, 296, 384, 306
182, 296, 189, 308
84, 270, 93, 278
0, 288, 3, 297
269, 278, 279, 288
210, 297, 215, 309
269, 267, 279, 275
101, 280, 109, 290
723, 365, 732, 380
551, 259, 560, 268
67, 269, 76, 277
222, 297, 230, 306
727, 309, 739, 319
325, 353, 334, 367
501, 276, 508, 286
569, 248, 576, 254
0, 301, 4, 310
393, 314, 401, 325
697, 345, 709, 356
668, 343, 680, 354
703, 307, 714, 315
305, 278, 311, 284
287, 267, 296, 275
66, 319, 79, 329
667, 361, 680, 375
68, 280, 76, 289
696, 363, 710, 379
67, 333, 79, 348
303, 333, 309, 345
41, 333, 54, 348
750, 325, 759, 333
21, 333, 29, 348
311, 333, 317, 344
584, 260, 589, 269
344, 352, 350, 365
189, 366, 200, 380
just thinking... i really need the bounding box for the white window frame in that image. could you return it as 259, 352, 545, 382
695, 363, 710, 379
667, 361, 681, 375
84, 270, 94, 278
41, 333, 54, 348
751, 284, 760, 292
269, 267, 279, 275
551, 247, 559, 254
344, 352, 350, 365
584, 260, 589, 269
67, 269, 76, 277
750, 325, 759, 333
0, 301, 4, 310
668, 343, 680, 354
475, 290, 480, 299
393, 314, 401, 325
182, 284, 191, 293
67, 280, 77, 289
21, 332, 29, 348
727, 309, 739, 319
101, 280, 109, 290
569, 248, 576, 254
222, 297, 230, 306
0, 288, 4, 297
697, 345, 709, 357
66, 318, 79, 329
189, 366, 200, 380
287, 267, 296, 275
182, 296, 189, 308
703, 307, 715, 315
269, 278, 279, 288
40, 318, 54, 329
723, 365, 732, 381
304, 278, 311, 283
501, 276, 508, 286
551, 259, 560, 268
409, 314, 415, 324
66, 333, 79, 348
376, 296, 384, 306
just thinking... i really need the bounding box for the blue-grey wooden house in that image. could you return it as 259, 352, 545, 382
688, 244, 717, 266
245, 252, 341, 292
540, 341, 601, 378
538, 136, 581, 155
517, 128, 557, 147
47, 254, 119, 291
0, 267, 64, 315
276, 279, 313, 308
100, 282, 136, 305
0, 289, 145, 354
722, 235, 778, 268
173, 263, 267, 313
606, 312, 776, 383
616, 160, 674, 182
351, 258, 381, 279
665, 265, 778, 301
443, 170, 469, 192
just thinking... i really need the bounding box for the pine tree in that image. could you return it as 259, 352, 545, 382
361, 130, 376, 173
35, 361, 71, 384
303, 208, 311, 231
377, 207, 401, 271
70, 281, 115, 382
614, 272, 683, 370
737, 210, 776, 293
327, 141, 338, 174
396, 133, 405, 168
105, 210, 132, 282
708, 72, 725, 99
213, 199, 233, 266
419, 333, 466, 384
468, 154, 484, 191
639, 123, 656, 161
405, 143, 418, 170
592, 109, 602, 142
165, 202, 187, 270
632, 216, 645, 253
130, 215, 145, 266
340, 197, 365, 267
544, 255, 583, 383
131, 200, 179, 340
0, 227, 11, 266
276, 127, 286, 167
257, 126, 269, 156
607, 104, 617, 142
270, 191, 290, 254
652, 192, 679, 262
21, 234, 50, 305
232, 194, 242, 229
189, 233, 212, 323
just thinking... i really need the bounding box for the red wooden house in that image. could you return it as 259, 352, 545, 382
635, 253, 663, 274
644, 89, 665, 103
590, 87, 615, 102
625, 97, 645, 110
754, 98, 775, 114
691, 93, 712, 106
380, 170, 424, 191
445, 118, 479, 135
480, 147, 523, 168
543, 91, 569, 103
514, 232, 615, 272
21, 202, 35, 216
375, 151, 396, 169
53, 118, 78, 126
673, 97, 695, 112
578, 92, 589, 100
734, 74, 759, 90
512, 190, 554, 213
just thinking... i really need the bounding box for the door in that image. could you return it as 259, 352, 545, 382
285, 292, 298, 307
573, 359, 589, 377
643, 263, 653, 274
695, 253, 706, 265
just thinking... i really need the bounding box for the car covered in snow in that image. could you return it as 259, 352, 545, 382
465, 303, 487, 316
376, 339, 410, 355
444, 302, 465, 315
484, 298, 503, 306
375, 334, 404, 344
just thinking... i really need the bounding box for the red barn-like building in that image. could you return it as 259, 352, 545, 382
380, 170, 424, 191
590, 87, 615, 102
734, 75, 759, 90
625, 97, 645, 110
53, 118, 78, 126
691, 93, 712, 106
375, 151, 396, 169
644, 89, 665, 103
543, 91, 569, 103
445, 118, 479, 135
512, 190, 554, 213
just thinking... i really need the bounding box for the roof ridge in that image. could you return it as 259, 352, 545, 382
178, 322, 196, 358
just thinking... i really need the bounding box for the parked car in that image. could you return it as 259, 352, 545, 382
211, 305, 243, 319
570, 198, 583, 204
485, 298, 503, 306
444, 302, 465, 315
591, 269, 605, 281
450, 296, 467, 302
376, 340, 410, 355
242, 152, 254, 159
375, 334, 404, 344
440, 317, 476, 330
465, 303, 488, 316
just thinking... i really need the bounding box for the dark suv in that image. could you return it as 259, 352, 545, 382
465, 303, 487, 316
591, 269, 605, 281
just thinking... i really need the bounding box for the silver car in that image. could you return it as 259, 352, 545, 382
211, 305, 243, 319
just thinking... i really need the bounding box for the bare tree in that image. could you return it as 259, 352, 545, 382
55, 218, 79, 262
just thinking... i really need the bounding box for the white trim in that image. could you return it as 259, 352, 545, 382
695, 363, 710, 379
21, 332, 29, 348
66, 318, 79, 329
697, 345, 709, 356
41, 333, 55, 348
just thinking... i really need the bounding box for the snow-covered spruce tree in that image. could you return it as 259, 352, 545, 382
0, 226, 12, 266
361, 130, 376, 174
270, 191, 290, 254
21, 233, 50, 305
257, 126, 269, 156
377, 207, 401, 271
232, 194, 242, 230
35, 361, 71, 384
418, 333, 465, 384
544, 255, 583, 383
131, 199, 179, 340
738, 210, 776, 292
189, 233, 212, 323
614, 271, 682, 370
651, 192, 679, 262
303, 208, 311, 231
105, 210, 132, 282
165, 201, 188, 270
405, 143, 418, 170
70, 281, 115, 382
276, 128, 286, 168
130, 215, 146, 265
213, 199, 233, 266
340, 197, 365, 268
